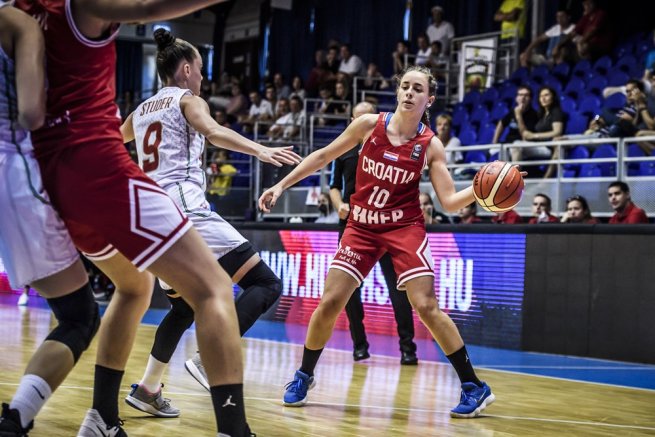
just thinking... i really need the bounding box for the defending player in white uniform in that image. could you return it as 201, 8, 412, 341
118, 28, 301, 418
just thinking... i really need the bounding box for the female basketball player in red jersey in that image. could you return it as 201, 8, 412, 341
14, 1, 252, 436
260, 65, 497, 418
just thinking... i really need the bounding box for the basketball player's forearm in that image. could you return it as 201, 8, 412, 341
206, 129, 265, 158
439, 186, 475, 213
80, 0, 228, 22
277, 151, 329, 190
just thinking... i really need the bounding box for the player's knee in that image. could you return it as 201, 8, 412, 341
46, 283, 100, 362
411, 296, 438, 319
237, 260, 282, 307
167, 292, 195, 321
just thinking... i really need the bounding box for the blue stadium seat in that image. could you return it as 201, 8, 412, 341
585, 76, 608, 97
591, 144, 617, 177
462, 90, 481, 110
560, 95, 576, 115
489, 102, 509, 123
509, 67, 529, 85
477, 123, 496, 144
613, 42, 633, 59
577, 95, 602, 117
608, 70, 629, 87
627, 143, 646, 176
470, 106, 490, 126
459, 128, 478, 146
480, 87, 499, 109
552, 62, 571, 82
452, 108, 469, 129
578, 163, 601, 177
542, 75, 563, 94
592, 55, 613, 76
603, 92, 626, 111
562, 145, 589, 177
531, 65, 550, 83
615, 55, 637, 74
564, 77, 586, 100
565, 114, 588, 135
464, 150, 488, 163
489, 152, 499, 161
572, 60, 591, 78
499, 84, 519, 105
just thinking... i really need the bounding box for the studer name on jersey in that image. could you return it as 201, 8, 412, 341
139, 97, 174, 116
352, 155, 416, 225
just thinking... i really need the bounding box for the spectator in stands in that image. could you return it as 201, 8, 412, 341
607, 181, 648, 224
338, 43, 365, 79
420, 192, 451, 224
492, 209, 523, 224
240, 90, 274, 134
315, 192, 339, 224
268, 95, 305, 141
415, 33, 431, 66
290, 75, 307, 102
553, 0, 612, 61
316, 86, 341, 127
392, 40, 411, 75
457, 202, 482, 224
225, 83, 248, 123
326, 46, 340, 77
582, 80, 644, 139
494, 0, 526, 40
273, 72, 291, 100
426, 5, 455, 55
520, 8, 575, 68
265, 84, 278, 116
435, 114, 462, 165
426, 40, 448, 74
333, 80, 351, 115
518, 86, 565, 178
493, 85, 538, 144
528, 194, 559, 223
362, 62, 390, 93
214, 109, 231, 129
207, 149, 238, 197
273, 97, 290, 120
560, 195, 599, 224
306, 50, 330, 98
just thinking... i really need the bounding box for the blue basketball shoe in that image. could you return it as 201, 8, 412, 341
450, 382, 495, 418
283, 370, 315, 407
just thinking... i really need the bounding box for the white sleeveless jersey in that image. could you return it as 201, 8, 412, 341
132, 87, 206, 189
0, 42, 30, 153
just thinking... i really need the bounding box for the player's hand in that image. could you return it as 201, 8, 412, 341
338, 203, 350, 220
258, 146, 302, 167
511, 163, 528, 178
258, 185, 284, 212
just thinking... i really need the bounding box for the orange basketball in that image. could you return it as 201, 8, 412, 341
472, 161, 524, 212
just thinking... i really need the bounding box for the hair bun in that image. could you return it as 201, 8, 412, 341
154, 28, 175, 50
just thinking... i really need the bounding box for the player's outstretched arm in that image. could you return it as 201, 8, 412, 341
120, 112, 135, 143
258, 114, 377, 213
8, 7, 46, 130
426, 136, 474, 213
181, 95, 301, 167
76, 0, 228, 23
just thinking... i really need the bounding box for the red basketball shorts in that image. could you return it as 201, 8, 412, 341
330, 222, 434, 290
38, 142, 191, 271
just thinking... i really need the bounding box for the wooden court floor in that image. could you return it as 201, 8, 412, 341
1, 304, 654, 436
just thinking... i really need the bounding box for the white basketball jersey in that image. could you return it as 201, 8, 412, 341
0, 42, 30, 153
132, 87, 206, 189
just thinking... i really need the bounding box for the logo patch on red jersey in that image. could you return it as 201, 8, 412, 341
383, 151, 399, 162
410, 144, 422, 161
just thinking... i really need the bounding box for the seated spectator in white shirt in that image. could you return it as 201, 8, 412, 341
268, 96, 306, 140
415, 33, 432, 66
426, 5, 455, 55
435, 114, 463, 164
239, 90, 273, 134
520, 8, 575, 68
338, 44, 365, 78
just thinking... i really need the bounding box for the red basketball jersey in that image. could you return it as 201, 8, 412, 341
15, 0, 121, 157
348, 112, 433, 229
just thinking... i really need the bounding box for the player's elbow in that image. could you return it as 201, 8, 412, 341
18, 108, 45, 131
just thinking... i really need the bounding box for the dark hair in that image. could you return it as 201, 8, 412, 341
608, 181, 630, 193
534, 193, 552, 208
393, 65, 437, 126
153, 28, 198, 83
566, 195, 592, 220
517, 85, 532, 98
627, 79, 645, 93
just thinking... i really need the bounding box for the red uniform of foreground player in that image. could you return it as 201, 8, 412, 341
260, 65, 502, 418
15, 1, 252, 436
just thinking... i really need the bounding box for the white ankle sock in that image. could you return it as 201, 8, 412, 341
10, 374, 52, 428
139, 355, 167, 393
